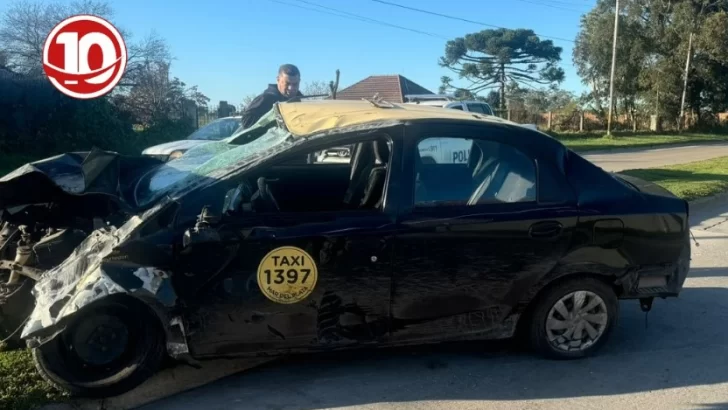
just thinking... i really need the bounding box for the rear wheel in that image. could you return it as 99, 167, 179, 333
525, 277, 618, 359
32, 298, 166, 398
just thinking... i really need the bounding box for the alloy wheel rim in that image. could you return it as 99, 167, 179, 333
545, 290, 608, 352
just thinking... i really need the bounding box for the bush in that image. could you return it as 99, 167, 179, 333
0, 73, 195, 161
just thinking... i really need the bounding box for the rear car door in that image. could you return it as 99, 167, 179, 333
177, 132, 402, 358
389, 122, 579, 343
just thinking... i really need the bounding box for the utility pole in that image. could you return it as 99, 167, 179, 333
679, 32, 694, 131
606, 0, 620, 136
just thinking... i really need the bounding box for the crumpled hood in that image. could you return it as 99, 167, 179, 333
20, 200, 169, 341
0, 148, 164, 210
142, 139, 211, 156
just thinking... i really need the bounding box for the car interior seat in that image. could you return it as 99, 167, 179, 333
359, 140, 390, 208
343, 139, 390, 209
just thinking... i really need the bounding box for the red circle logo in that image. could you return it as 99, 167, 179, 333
42, 14, 127, 99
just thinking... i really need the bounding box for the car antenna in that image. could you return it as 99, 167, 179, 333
362, 93, 395, 108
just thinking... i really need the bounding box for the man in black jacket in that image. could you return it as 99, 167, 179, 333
241, 64, 304, 128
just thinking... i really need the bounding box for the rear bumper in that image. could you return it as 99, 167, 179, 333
618, 232, 691, 299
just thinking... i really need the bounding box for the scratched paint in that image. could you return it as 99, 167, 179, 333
0, 101, 692, 398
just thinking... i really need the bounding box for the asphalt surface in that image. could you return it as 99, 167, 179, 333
581, 142, 728, 172
140, 196, 728, 409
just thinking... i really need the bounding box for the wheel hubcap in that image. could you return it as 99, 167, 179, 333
545, 290, 608, 352
70, 314, 130, 366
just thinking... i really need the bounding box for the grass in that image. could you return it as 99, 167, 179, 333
0, 349, 67, 410
620, 155, 728, 201
552, 132, 728, 153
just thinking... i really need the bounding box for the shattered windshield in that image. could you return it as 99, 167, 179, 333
186, 117, 242, 141
134, 109, 291, 207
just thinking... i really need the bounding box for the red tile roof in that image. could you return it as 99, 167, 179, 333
334, 75, 434, 103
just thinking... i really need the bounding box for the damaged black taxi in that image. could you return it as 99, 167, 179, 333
20, 99, 692, 397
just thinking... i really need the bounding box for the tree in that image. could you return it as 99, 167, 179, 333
302, 80, 329, 97
241, 94, 257, 108
0, 0, 171, 83
574, 0, 728, 125
0, 48, 9, 69
574, 1, 654, 120
112, 61, 209, 127
439, 28, 565, 110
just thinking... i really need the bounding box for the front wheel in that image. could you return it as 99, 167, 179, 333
32, 297, 166, 398
525, 277, 619, 360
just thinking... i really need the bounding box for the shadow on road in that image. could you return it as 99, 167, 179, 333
685, 267, 728, 278
142, 283, 728, 410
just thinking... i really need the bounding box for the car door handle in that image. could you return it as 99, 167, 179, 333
529, 221, 563, 239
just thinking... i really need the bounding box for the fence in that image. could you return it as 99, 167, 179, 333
491, 108, 721, 133
193, 100, 727, 134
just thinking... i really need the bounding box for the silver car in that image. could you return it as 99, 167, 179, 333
142, 116, 242, 161
404, 94, 538, 130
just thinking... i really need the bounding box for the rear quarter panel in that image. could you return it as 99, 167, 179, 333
553, 151, 689, 295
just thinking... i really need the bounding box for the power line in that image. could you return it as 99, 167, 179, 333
277, 0, 448, 39
536, 0, 594, 8
512, 0, 588, 13
370, 0, 576, 43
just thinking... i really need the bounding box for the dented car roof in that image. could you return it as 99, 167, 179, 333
276, 99, 514, 137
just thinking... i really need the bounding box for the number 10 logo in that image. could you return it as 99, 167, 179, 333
43, 15, 127, 99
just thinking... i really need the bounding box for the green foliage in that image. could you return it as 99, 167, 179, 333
574, 0, 728, 122
0, 75, 196, 168
507, 84, 579, 113
439, 28, 565, 110
0, 349, 67, 410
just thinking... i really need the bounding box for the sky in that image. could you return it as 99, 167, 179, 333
5, 0, 598, 105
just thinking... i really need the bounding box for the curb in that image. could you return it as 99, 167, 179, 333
688, 191, 728, 207
575, 140, 728, 155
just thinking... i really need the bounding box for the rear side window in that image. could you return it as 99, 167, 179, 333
466, 103, 493, 115
414, 137, 537, 207
449, 104, 464, 110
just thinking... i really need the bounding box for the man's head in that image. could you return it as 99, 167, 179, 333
277, 64, 300, 97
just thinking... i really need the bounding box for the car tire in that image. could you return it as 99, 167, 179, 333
525, 277, 618, 360
32, 297, 166, 398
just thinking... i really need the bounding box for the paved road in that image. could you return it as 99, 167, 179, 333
582, 142, 728, 172
139, 197, 728, 410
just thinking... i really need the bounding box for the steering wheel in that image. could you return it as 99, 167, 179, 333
254, 177, 281, 212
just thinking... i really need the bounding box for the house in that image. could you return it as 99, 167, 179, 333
334, 74, 434, 103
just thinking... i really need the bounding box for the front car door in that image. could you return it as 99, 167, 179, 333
389, 121, 579, 343
176, 129, 403, 358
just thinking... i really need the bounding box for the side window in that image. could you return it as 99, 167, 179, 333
466, 103, 486, 114
449, 104, 464, 111
414, 137, 537, 207
418, 137, 473, 165
242, 137, 391, 214
311, 144, 354, 164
